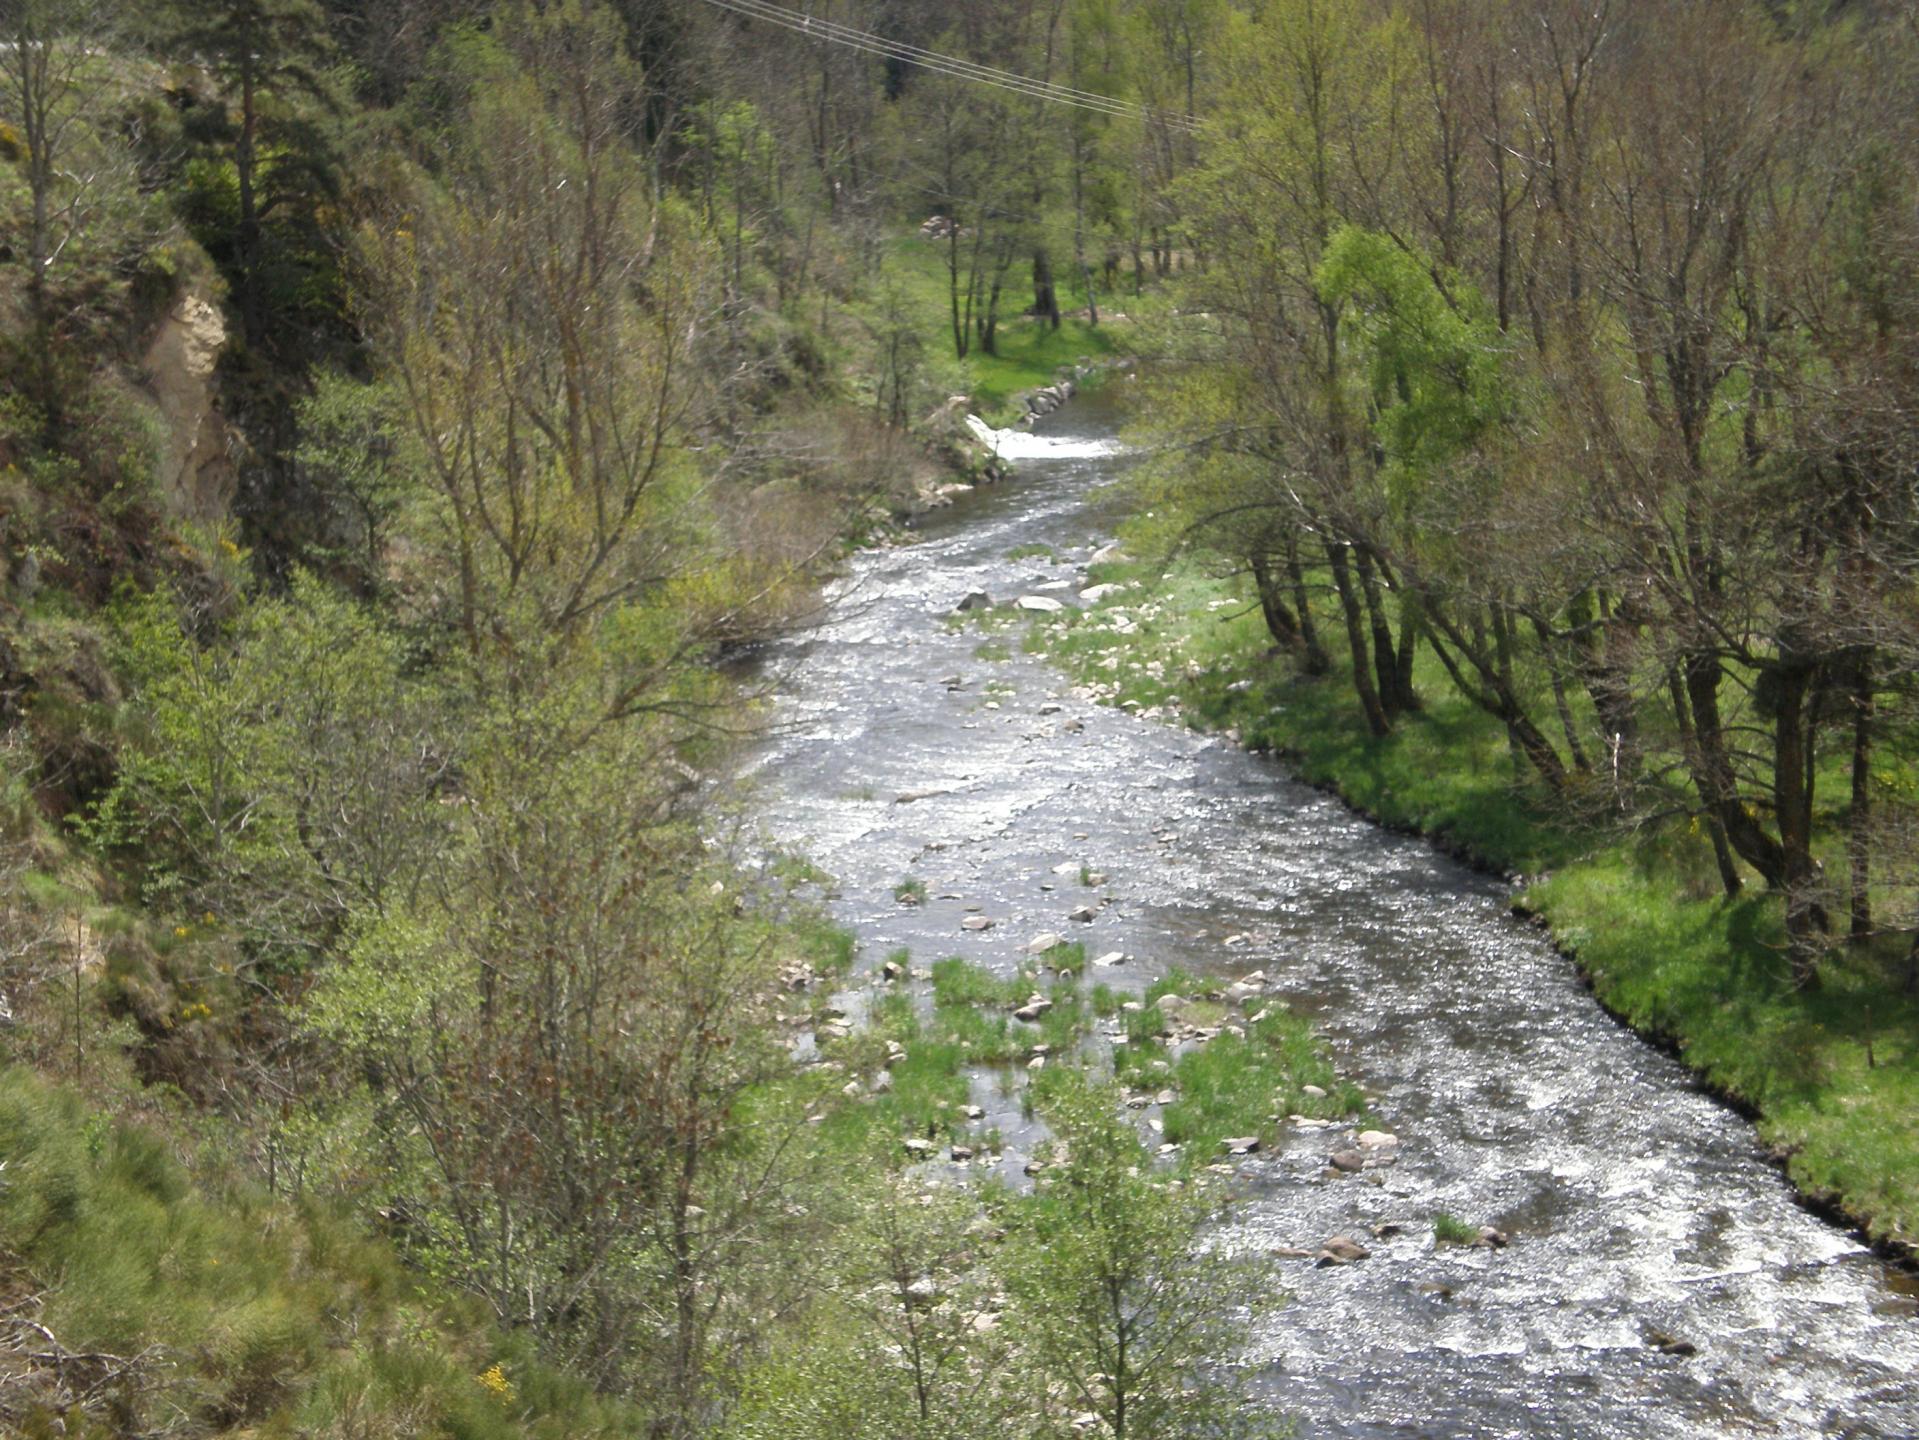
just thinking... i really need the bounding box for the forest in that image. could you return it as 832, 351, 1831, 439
0, 0, 1915, 1436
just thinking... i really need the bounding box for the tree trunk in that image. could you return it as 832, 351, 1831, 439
1684, 650, 1788, 889
1250, 552, 1304, 656
1326, 542, 1390, 736
1392, 587, 1422, 714
1353, 546, 1401, 719
1667, 664, 1742, 897
1032, 246, 1062, 328
237, 47, 264, 347
1287, 539, 1330, 675
1530, 613, 1591, 773
1771, 656, 1825, 988
1850, 653, 1873, 943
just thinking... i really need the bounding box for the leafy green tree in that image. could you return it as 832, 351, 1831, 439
166, 0, 337, 346
1001, 1073, 1279, 1440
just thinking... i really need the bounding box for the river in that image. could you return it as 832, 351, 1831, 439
741, 387, 1919, 1439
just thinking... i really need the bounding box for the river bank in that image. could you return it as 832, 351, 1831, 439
1023, 542, 1919, 1263
752, 388, 1918, 1436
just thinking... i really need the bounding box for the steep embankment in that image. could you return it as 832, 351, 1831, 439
0, 1068, 643, 1437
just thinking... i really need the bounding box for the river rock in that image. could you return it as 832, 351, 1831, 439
1016, 594, 1065, 612
1013, 1000, 1054, 1022
1329, 1149, 1366, 1173
1223, 981, 1261, 1005
955, 590, 993, 612
1301, 1084, 1328, 1099
895, 787, 950, 803
1024, 932, 1066, 954
1475, 1226, 1510, 1249
962, 1104, 985, 1120
961, 916, 995, 931
1091, 541, 1127, 563
1155, 994, 1186, 1014
1357, 1130, 1399, 1150
1068, 904, 1096, 923
1080, 583, 1125, 602
1320, 1235, 1371, 1263
1155, 1089, 1176, 1105
950, 1144, 974, 1161
880, 958, 906, 980
902, 1137, 936, 1158
1220, 1136, 1261, 1156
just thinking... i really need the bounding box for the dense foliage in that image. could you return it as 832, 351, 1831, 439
2, 0, 1916, 1434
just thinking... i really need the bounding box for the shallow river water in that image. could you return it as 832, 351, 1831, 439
741, 389, 1919, 1439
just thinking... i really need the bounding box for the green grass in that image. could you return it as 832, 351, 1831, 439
931, 956, 1027, 1010
0, 1067, 638, 1438
1159, 1009, 1366, 1160
928, 1002, 1022, 1066
893, 876, 927, 905
1039, 939, 1086, 972
1006, 542, 1058, 562
883, 236, 1120, 426
1432, 1212, 1478, 1245
1029, 552, 1919, 1248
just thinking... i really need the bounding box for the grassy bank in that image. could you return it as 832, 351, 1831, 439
0, 1068, 643, 1438
1022, 557, 1919, 1254
880, 236, 1123, 426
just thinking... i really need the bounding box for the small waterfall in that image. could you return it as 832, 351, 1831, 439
965, 413, 1122, 462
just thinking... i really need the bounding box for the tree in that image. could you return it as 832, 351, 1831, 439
0, 0, 135, 433
355, 2, 726, 706
1000, 1073, 1277, 1440
166, 0, 337, 347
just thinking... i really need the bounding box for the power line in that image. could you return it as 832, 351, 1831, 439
692, 0, 1202, 133
714, 0, 1141, 117
701, 0, 1137, 119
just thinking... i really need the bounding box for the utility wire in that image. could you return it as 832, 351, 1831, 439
692, 0, 1202, 133
713, 0, 1140, 116
701, 0, 1137, 118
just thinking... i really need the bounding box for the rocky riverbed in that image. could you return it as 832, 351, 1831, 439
742, 388, 1919, 1439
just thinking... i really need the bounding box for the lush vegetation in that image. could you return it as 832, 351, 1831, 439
3, 0, 1917, 1434
1031, 546, 1919, 1246
980, 0, 1919, 1253
0, 2, 1301, 1434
